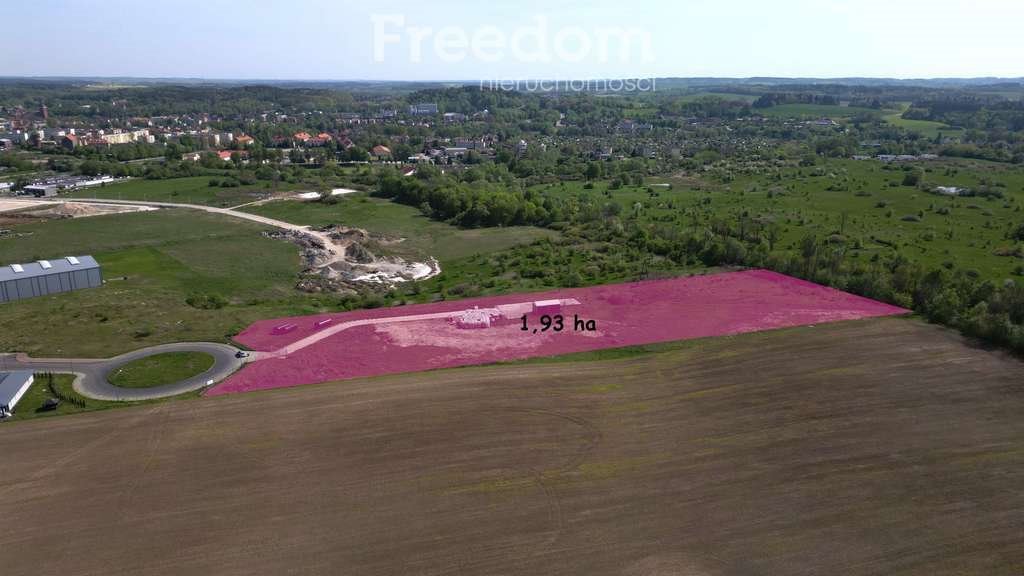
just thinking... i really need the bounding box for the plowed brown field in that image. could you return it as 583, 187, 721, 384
3, 317, 1023, 575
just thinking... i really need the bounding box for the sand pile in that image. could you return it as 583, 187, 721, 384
48, 203, 103, 217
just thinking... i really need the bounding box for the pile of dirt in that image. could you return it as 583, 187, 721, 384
21, 202, 156, 220
44, 203, 103, 218
22, 203, 103, 219
266, 224, 441, 292
262, 230, 332, 268
294, 272, 359, 295
322, 225, 371, 244
345, 242, 375, 264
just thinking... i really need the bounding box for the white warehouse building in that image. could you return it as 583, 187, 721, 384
0, 255, 102, 304
0, 371, 35, 418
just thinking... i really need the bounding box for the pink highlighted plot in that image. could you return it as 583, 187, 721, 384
209, 270, 908, 396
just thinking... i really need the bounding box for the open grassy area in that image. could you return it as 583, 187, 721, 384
66, 175, 298, 207
883, 108, 965, 139
757, 103, 883, 118
536, 157, 1024, 281
243, 194, 558, 263
677, 91, 759, 103
0, 208, 317, 357
0, 187, 559, 357
107, 351, 215, 388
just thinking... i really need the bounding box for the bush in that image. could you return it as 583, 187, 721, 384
902, 171, 922, 187
1010, 222, 1024, 242
185, 293, 228, 310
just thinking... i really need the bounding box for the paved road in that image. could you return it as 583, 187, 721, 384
0, 342, 244, 401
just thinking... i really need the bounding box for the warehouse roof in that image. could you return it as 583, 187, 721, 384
0, 255, 99, 282
0, 371, 34, 407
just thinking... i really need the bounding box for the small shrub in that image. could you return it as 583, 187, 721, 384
185, 293, 228, 310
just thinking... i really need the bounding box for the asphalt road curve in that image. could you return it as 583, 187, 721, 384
0, 342, 244, 401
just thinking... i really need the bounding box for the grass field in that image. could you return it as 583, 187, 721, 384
243, 195, 558, 262
756, 103, 882, 118
536, 157, 1024, 280
0, 186, 558, 357
0, 208, 313, 357
66, 176, 298, 207
3, 317, 1024, 574
883, 106, 965, 139
677, 91, 760, 103
108, 351, 215, 388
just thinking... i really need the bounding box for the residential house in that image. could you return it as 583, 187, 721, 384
218, 150, 249, 162
307, 133, 333, 147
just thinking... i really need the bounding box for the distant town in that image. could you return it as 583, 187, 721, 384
6, 81, 1012, 199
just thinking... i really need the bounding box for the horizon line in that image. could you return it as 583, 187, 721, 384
1, 74, 1023, 84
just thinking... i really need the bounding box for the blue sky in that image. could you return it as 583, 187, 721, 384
2, 0, 1022, 80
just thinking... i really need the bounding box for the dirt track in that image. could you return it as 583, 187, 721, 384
63, 196, 348, 263
3, 317, 1024, 575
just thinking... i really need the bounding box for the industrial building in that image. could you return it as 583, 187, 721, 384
22, 183, 58, 197
0, 371, 34, 418
0, 255, 102, 303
